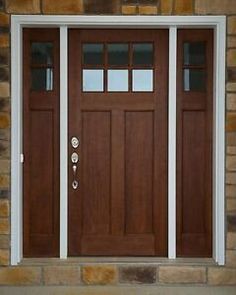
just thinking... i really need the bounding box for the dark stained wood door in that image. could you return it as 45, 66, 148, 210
68, 29, 168, 256
177, 29, 213, 257
23, 29, 60, 257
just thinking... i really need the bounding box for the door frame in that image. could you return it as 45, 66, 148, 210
11, 15, 226, 265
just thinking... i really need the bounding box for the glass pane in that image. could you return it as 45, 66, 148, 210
107, 70, 129, 92
83, 69, 104, 92
83, 43, 104, 65
133, 43, 153, 65
31, 68, 53, 91
31, 42, 53, 65
108, 43, 129, 65
184, 69, 205, 92
184, 42, 206, 66
132, 69, 153, 92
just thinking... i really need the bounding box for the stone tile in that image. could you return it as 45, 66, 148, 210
44, 266, 80, 285
228, 68, 236, 82
82, 265, 117, 285
0, 13, 9, 26
161, 0, 172, 14
0, 140, 10, 158
0, 234, 9, 248
227, 82, 236, 92
208, 268, 236, 285
119, 266, 156, 284
0, 174, 10, 188
226, 185, 236, 197
228, 16, 236, 35
0, 67, 9, 82
0, 160, 10, 174
84, 0, 120, 14
226, 250, 236, 267
226, 155, 236, 171
6, 0, 40, 13
138, 5, 158, 14
159, 266, 206, 284
0, 267, 42, 285
227, 232, 236, 249
174, 0, 193, 14
0, 27, 9, 34
227, 132, 236, 146
43, 0, 83, 14
0, 0, 4, 11
195, 0, 236, 14
0, 199, 9, 217
227, 198, 236, 212
227, 93, 236, 110
227, 50, 236, 67
0, 218, 9, 234
0, 129, 10, 140
0, 113, 10, 129
0, 82, 9, 97
122, 5, 137, 14
226, 173, 236, 184
0, 189, 9, 198
0, 34, 9, 48
0, 48, 9, 65
228, 214, 236, 232
0, 249, 9, 266
228, 146, 236, 155
0, 98, 9, 112
228, 36, 236, 48
226, 113, 236, 132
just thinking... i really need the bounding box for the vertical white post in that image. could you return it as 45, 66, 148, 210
60, 26, 68, 259
168, 26, 177, 259
214, 20, 226, 265
11, 19, 23, 265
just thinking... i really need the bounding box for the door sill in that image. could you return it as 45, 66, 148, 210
20, 257, 216, 266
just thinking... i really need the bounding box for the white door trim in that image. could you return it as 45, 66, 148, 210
11, 15, 226, 265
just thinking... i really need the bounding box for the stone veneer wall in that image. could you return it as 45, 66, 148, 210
0, 0, 235, 288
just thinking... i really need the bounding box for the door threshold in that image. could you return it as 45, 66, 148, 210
20, 257, 216, 266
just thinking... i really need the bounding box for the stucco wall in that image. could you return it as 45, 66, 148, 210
0, 0, 236, 291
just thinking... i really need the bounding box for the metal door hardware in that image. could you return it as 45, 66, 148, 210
71, 136, 80, 148
71, 152, 79, 163
72, 180, 79, 190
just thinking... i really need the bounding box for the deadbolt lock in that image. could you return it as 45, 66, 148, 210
71, 136, 80, 149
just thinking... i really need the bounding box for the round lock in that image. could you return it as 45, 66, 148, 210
71, 137, 80, 149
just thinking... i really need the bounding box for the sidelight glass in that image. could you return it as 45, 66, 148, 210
184, 42, 206, 66
108, 43, 129, 66
83, 43, 104, 65
107, 69, 129, 92
83, 69, 104, 92
31, 68, 53, 91
133, 43, 153, 66
184, 69, 206, 92
31, 42, 53, 65
132, 69, 153, 92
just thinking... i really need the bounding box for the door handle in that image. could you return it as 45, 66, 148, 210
71, 152, 79, 190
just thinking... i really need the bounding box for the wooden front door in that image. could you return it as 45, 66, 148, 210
68, 29, 169, 256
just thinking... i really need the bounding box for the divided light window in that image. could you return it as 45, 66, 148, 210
82, 42, 154, 92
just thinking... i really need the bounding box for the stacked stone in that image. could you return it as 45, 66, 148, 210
0, 0, 10, 267
0, 0, 235, 288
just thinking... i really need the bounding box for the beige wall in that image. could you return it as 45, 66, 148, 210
0, 0, 236, 290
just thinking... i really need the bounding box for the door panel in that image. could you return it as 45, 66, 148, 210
177, 29, 213, 257
23, 29, 60, 257
125, 111, 154, 235
82, 111, 111, 235
68, 29, 168, 256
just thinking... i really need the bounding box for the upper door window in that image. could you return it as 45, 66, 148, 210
31, 42, 54, 91
82, 42, 154, 92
